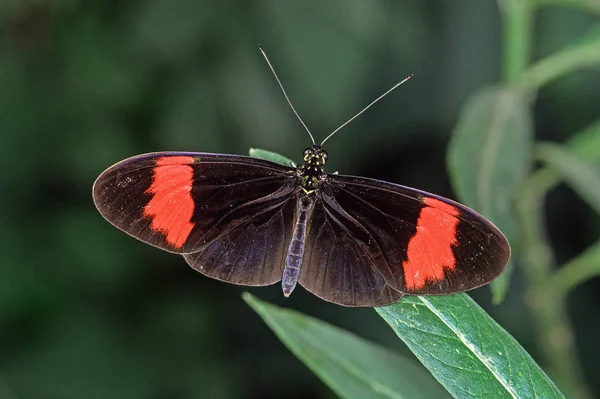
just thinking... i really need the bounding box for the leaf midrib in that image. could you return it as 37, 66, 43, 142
476, 90, 513, 217
418, 296, 519, 399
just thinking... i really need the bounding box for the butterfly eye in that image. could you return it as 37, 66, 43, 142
303, 148, 313, 160
321, 151, 328, 161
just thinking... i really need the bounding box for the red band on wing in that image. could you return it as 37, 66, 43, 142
143, 156, 196, 249
403, 197, 460, 290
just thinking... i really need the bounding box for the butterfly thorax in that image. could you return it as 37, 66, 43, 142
298, 146, 328, 194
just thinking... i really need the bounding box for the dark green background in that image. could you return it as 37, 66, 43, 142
1, 1, 599, 398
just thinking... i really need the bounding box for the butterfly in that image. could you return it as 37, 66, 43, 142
93, 46, 510, 307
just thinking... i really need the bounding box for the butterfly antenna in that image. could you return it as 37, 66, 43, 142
259, 45, 316, 146
320, 74, 413, 146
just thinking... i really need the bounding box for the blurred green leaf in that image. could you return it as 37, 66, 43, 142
244, 293, 452, 399
249, 148, 295, 166
549, 238, 600, 294
517, 120, 600, 215
565, 119, 600, 161
376, 294, 565, 399
535, 142, 600, 215
448, 86, 533, 302
536, 0, 600, 16
516, 23, 600, 89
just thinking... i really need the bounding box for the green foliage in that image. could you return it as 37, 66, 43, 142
249, 148, 295, 166
247, 291, 565, 399
448, 87, 532, 225
244, 293, 451, 399
377, 295, 564, 398
535, 143, 600, 215
515, 23, 600, 89
448, 86, 533, 301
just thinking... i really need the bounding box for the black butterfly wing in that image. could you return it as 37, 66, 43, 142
93, 152, 298, 286
298, 198, 404, 306
298, 173, 510, 306
183, 182, 297, 286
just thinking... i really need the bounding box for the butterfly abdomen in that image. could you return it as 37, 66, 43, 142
282, 194, 316, 296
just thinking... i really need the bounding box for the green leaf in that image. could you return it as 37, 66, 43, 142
549, 238, 600, 294
535, 142, 600, 216
249, 148, 295, 166
516, 120, 600, 215
516, 23, 600, 89
448, 86, 533, 302
565, 119, 600, 161
244, 293, 452, 399
376, 294, 565, 399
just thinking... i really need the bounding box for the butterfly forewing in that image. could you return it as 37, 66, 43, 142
93, 152, 298, 257
298, 173, 510, 303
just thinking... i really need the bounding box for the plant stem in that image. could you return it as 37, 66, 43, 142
500, 2, 591, 395
516, 40, 600, 90
499, 0, 534, 82
516, 171, 591, 399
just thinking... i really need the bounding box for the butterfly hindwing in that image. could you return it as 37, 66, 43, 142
301, 173, 509, 302
298, 197, 404, 306
183, 197, 295, 286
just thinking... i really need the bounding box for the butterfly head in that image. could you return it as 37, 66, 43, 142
303, 146, 328, 165
298, 145, 328, 193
